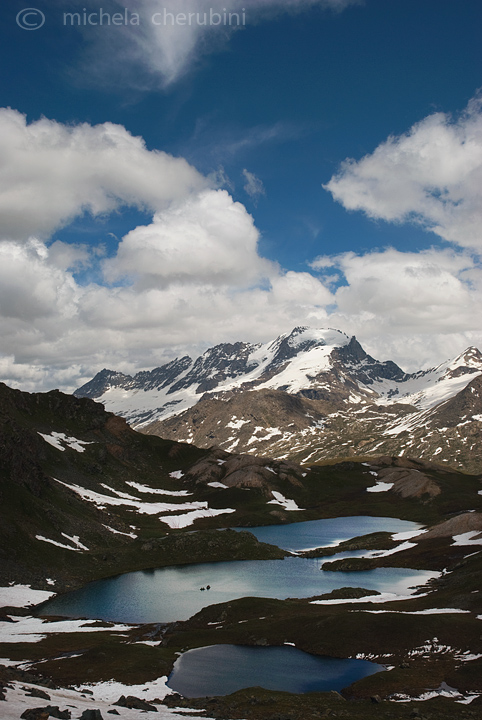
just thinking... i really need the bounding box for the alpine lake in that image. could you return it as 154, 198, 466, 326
40, 515, 435, 697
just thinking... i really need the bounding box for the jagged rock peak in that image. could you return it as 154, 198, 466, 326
75, 368, 132, 399
450, 346, 482, 367
429, 346, 482, 383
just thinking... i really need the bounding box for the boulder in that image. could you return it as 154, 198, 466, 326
20, 710, 50, 720
114, 695, 158, 711
79, 711, 104, 720
20, 708, 71, 720
24, 687, 51, 701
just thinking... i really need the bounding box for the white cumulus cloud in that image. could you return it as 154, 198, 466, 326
103, 189, 274, 288
0, 235, 334, 391
0, 108, 208, 241
324, 93, 482, 251
311, 247, 482, 370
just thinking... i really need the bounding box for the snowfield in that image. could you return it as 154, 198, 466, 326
0, 585, 55, 608
0, 677, 215, 720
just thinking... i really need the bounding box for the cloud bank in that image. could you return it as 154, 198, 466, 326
1, 104, 482, 392
0, 110, 333, 390
0, 234, 333, 391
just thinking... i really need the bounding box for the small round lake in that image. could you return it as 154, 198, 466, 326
167, 644, 385, 697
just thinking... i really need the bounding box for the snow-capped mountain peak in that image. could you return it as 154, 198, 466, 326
75, 330, 482, 472
440, 346, 482, 379
374, 346, 482, 412
75, 327, 354, 425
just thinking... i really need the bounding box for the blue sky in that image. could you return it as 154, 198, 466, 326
0, 0, 482, 390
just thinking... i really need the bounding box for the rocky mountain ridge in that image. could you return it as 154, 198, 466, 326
76, 327, 482, 472
4, 378, 482, 591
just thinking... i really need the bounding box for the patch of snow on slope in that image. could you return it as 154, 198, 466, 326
100, 484, 146, 500
364, 608, 470, 615
103, 524, 137, 538
311, 591, 431, 606
0, 616, 131, 643
36, 535, 85, 552
0, 585, 55, 608
392, 529, 427, 541
225, 437, 240, 452
226, 417, 250, 429
61, 533, 89, 550
83, 676, 171, 703
366, 481, 394, 493
54, 478, 206, 515
160, 507, 236, 528
38, 432, 94, 452
453, 531, 482, 546
362, 541, 416, 558
169, 470, 184, 479
268, 491, 303, 511
126, 480, 191, 496
260, 428, 283, 441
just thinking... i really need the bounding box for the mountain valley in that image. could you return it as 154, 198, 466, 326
1, 363, 482, 717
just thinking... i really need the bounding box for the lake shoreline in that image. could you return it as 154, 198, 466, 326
2, 515, 482, 714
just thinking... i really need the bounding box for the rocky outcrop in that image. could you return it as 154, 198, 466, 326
420, 512, 482, 539
377, 467, 441, 498
185, 451, 306, 491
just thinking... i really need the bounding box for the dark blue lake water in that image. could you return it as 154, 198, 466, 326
167, 644, 385, 697
40, 516, 433, 623
40, 561, 435, 623
236, 515, 422, 551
